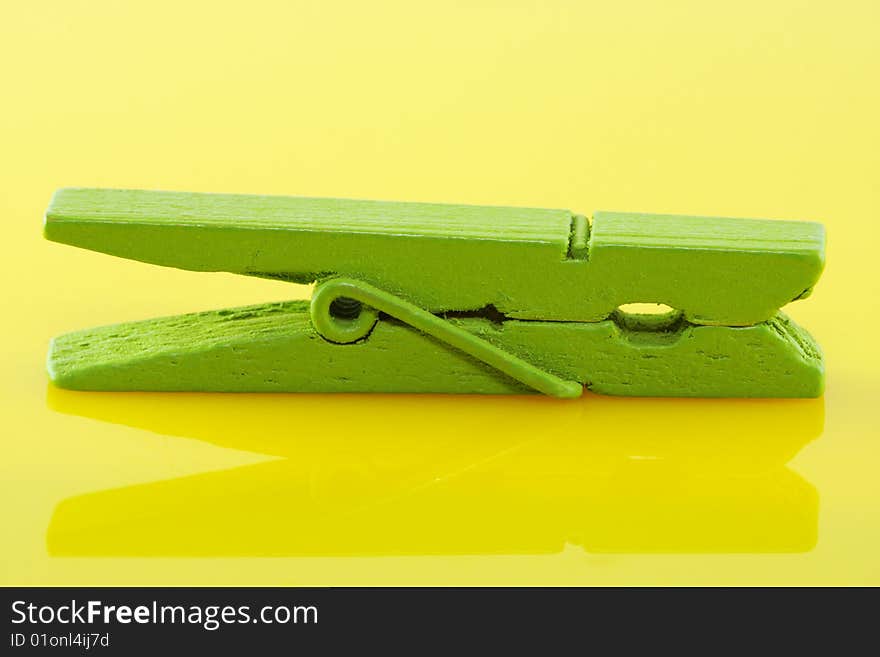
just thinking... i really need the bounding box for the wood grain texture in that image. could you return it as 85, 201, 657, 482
45, 188, 825, 326
47, 301, 823, 397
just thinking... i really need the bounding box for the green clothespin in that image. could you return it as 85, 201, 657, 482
44, 188, 825, 398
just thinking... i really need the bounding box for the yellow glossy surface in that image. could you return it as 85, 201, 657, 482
1, 0, 878, 585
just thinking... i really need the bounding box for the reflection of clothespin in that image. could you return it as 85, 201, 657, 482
44, 188, 825, 398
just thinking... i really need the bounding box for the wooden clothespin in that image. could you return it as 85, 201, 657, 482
44, 188, 825, 398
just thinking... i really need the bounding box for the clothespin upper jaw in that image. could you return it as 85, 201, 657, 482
45, 188, 825, 327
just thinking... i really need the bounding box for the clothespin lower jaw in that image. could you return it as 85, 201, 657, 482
44, 189, 825, 398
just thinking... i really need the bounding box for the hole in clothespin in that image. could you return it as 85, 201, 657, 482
617, 302, 675, 316
613, 303, 683, 335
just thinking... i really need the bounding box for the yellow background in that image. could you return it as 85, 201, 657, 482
2, 1, 878, 585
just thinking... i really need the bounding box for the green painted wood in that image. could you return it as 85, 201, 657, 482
309, 277, 583, 398
45, 188, 825, 326
47, 301, 823, 397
